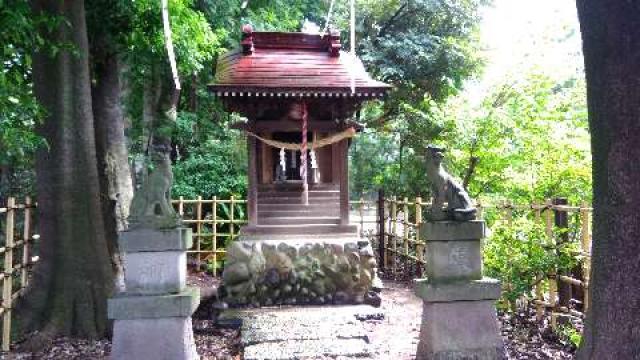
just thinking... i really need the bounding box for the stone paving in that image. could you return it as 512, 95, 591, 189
219, 281, 422, 360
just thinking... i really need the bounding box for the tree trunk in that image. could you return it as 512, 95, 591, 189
576, 1, 640, 358
92, 50, 134, 293
18, 0, 114, 345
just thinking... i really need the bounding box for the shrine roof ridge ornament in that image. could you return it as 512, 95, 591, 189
209, 25, 392, 97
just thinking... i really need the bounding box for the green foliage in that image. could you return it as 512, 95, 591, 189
483, 218, 579, 305
172, 133, 248, 199
557, 323, 582, 348
346, 0, 488, 199
127, 0, 223, 74
350, 71, 591, 204
0, 1, 53, 195
354, 0, 487, 104
243, 0, 326, 31
448, 73, 591, 204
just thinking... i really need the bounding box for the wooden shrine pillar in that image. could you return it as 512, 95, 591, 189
339, 139, 349, 226
260, 133, 273, 184
247, 136, 258, 226
332, 141, 341, 185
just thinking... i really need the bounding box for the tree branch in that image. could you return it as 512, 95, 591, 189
462, 155, 479, 190
378, 3, 408, 38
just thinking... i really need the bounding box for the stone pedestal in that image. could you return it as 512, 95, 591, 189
109, 228, 200, 360
415, 221, 505, 360
221, 235, 381, 307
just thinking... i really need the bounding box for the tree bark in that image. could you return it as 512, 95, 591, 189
18, 0, 114, 345
576, 1, 640, 358
91, 50, 134, 293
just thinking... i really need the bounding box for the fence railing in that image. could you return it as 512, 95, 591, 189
371, 192, 593, 328
0, 193, 589, 352
172, 196, 247, 276
0, 197, 39, 351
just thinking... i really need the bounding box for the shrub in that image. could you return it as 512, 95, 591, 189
483, 218, 579, 307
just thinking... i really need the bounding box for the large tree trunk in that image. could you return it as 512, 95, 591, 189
18, 0, 114, 345
576, 1, 640, 358
92, 51, 134, 292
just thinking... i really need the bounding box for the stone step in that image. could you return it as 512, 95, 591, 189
238, 233, 361, 241
258, 191, 340, 198
258, 203, 339, 211
258, 183, 339, 191
258, 216, 341, 225
258, 209, 340, 218
241, 224, 358, 235
257, 196, 340, 204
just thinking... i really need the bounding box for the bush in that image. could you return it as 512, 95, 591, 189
483, 218, 579, 307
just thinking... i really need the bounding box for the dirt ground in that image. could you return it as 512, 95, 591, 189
3, 274, 576, 359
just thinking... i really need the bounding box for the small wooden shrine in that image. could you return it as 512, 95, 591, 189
210, 26, 391, 236
210, 26, 390, 306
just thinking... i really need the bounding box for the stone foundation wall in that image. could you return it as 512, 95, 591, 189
222, 237, 380, 307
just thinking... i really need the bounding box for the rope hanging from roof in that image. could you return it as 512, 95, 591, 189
244, 127, 356, 151
300, 102, 309, 205
350, 0, 356, 93
321, 0, 336, 35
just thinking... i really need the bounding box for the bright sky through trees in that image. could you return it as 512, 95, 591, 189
468, 0, 583, 98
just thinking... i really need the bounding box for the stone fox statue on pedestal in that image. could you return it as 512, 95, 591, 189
128, 151, 180, 229
424, 145, 477, 221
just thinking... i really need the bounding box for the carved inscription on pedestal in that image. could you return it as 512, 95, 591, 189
448, 243, 472, 274
124, 252, 186, 294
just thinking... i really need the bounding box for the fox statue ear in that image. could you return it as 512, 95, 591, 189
425, 144, 446, 154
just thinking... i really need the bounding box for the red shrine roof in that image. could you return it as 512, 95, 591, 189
210, 27, 392, 98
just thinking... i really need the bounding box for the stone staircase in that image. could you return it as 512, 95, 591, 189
242, 183, 358, 236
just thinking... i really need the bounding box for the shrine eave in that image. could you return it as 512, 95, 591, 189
209, 29, 392, 99
209, 86, 389, 99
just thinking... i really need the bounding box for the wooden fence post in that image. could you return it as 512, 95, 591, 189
377, 189, 385, 271
390, 197, 397, 278
535, 274, 544, 321
403, 197, 409, 271
196, 195, 202, 270
20, 197, 31, 289
359, 196, 365, 237
212, 196, 218, 277
3, 198, 15, 351
415, 196, 423, 278
553, 198, 572, 314
544, 199, 554, 239
532, 200, 544, 320
544, 198, 557, 328
230, 195, 235, 241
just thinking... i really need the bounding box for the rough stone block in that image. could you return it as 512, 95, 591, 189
420, 221, 486, 241
221, 237, 379, 306
424, 240, 482, 281
119, 228, 192, 252
123, 251, 186, 295
108, 287, 200, 320
417, 300, 505, 360
414, 278, 501, 303
111, 317, 199, 360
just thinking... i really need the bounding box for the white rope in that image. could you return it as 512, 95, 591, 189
245, 127, 356, 151
161, 0, 181, 91
321, 0, 336, 36
350, 0, 356, 93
